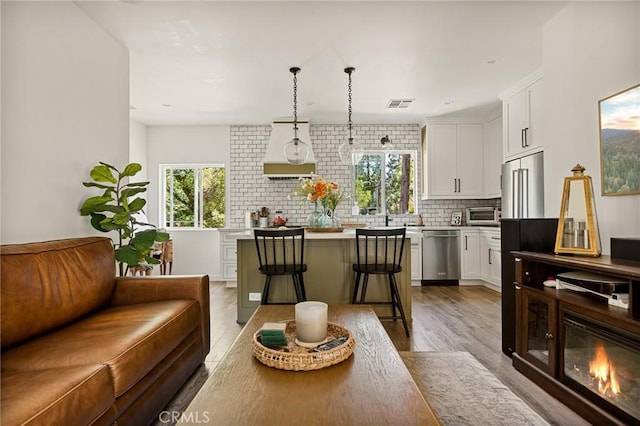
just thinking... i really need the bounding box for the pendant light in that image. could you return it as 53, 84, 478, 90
380, 135, 394, 151
283, 66, 309, 165
338, 67, 364, 165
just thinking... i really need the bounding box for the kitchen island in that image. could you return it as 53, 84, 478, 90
232, 229, 412, 323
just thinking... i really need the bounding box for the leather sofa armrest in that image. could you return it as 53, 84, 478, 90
112, 275, 210, 358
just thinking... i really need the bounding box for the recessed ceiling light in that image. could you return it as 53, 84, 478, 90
162, 104, 171, 107
444, 101, 454, 105
486, 60, 497, 65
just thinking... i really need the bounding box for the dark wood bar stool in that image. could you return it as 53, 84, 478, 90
351, 227, 409, 336
253, 228, 307, 304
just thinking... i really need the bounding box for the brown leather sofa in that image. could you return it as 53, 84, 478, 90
1, 237, 210, 425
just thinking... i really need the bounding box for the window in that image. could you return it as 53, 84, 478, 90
354, 151, 416, 215
161, 164, 225, 228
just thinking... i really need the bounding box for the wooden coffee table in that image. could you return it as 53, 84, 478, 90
184, 305, 440, 425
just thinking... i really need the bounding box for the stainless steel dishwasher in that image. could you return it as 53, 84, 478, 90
422, 230, 460, 283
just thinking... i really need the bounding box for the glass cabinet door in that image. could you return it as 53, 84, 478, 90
519, 287, 557, 376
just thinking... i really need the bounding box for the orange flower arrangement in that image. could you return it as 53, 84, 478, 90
292, 176, 346, 209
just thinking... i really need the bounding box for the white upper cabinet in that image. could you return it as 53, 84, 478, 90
484, 114, 502, 198
426, 122, 484, 199
501, 71, 543, 161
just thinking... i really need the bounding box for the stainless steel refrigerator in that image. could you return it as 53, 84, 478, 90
501, 152, 544, 218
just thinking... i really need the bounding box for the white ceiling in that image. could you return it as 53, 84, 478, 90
76, 1, 568, 126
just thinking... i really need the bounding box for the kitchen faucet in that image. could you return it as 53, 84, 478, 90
385, 215, 392, 226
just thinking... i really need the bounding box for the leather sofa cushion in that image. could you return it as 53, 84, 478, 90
2, 300, 199, 397
1, 237, 116, 349
1, 364, 114, 426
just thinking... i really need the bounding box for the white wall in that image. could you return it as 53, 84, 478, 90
542, 1, 640, 254
129, 119, 148, 183
146, 126, 231, 277
1, 2, 129, 244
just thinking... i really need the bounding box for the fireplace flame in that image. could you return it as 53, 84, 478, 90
589, 342, 621, 395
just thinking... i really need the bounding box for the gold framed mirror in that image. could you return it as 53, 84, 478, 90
554, 164, 602, 256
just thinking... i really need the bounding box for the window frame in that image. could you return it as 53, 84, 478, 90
159, 163, 226, 230
353, 149, 418, 216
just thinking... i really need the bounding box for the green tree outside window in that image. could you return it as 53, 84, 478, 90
354, 152, 415, 215
163, 165, 225, 228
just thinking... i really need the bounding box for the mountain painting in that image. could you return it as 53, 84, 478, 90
599, 84, 640, 195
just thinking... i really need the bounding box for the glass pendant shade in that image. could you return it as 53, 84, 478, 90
554, 164, 602, 257
285, 66, 309, 165
284, 137, 309, 165
339, 138, 364, 165
339, 66, 363, 166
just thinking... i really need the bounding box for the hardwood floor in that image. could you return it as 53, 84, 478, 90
204, 281, 588, 426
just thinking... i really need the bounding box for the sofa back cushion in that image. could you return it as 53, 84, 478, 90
1, 237, 116, 349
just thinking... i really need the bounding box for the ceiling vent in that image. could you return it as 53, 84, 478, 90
386, 99, 414, 109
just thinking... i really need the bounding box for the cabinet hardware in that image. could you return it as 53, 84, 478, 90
464, 235, 468, 250
491, 236, 500, 240
523, 127, 529, 147
521, 128, 526, 148
488, 248, 492, 264
544, 332, 554, 340
457, 178, 461, 193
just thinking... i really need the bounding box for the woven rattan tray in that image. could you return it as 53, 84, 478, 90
252, 321, 355, 371
305, 227, 344, 233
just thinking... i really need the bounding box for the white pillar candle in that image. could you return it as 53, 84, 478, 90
295, 301, 328, 344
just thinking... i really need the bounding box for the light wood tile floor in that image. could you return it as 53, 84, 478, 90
200, 281, 588, 426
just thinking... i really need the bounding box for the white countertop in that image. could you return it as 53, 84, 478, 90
223, 225, 499, 240
229, 228, 359, 240
229, 227, 443, 241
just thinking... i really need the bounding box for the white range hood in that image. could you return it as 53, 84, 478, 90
263, 121, 316, 179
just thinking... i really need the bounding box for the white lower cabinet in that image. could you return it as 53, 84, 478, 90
489, 244, 502, 288
480, 229, 502, 291
461, 230, 481, 279
219, 228, 246, 285
410, 233, 423, 286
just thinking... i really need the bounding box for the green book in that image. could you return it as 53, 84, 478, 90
260, 322, 288, 347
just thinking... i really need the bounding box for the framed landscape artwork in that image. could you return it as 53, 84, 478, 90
598, 83, 640, 196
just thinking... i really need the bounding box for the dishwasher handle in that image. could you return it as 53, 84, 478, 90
423, 231, 460, 237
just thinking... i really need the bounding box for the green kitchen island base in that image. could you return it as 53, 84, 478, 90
233, 230, 412, 323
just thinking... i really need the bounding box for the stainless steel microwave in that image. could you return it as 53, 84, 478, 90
466, 207, 500, 226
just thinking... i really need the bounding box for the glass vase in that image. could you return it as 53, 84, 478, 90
307, 203, 324, 228
327, 209, 341, 228
318, 210, 332, 228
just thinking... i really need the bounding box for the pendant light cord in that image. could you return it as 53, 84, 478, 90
291, 67, 299, 141
346, 68, 353, 143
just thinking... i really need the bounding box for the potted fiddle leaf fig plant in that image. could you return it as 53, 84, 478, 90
80, 162, 169, 276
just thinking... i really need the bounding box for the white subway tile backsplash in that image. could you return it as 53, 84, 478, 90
229, 123, 498, 227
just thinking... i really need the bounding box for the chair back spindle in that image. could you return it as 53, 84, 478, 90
253, 228, 307, 304
355, 228, 405, 273
352, 227, 409, 336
